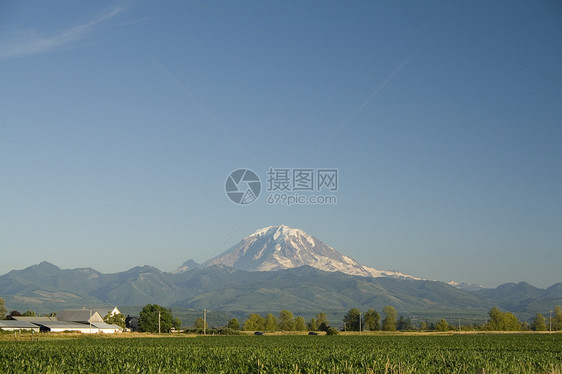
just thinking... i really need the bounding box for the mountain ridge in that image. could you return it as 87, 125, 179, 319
0, 260, 560, 322
1, 226, 559, 320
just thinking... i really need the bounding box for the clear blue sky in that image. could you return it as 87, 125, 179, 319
1, 1, 560, 288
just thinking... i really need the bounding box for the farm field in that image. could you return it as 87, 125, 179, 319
1, 333, 561, 373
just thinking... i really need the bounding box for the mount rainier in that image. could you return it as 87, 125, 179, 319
192, 225, 418, 280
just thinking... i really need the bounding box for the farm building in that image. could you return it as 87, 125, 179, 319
57, 309, 104, 324
33, 321, 102, 333
97, 307, 121, 317
33, 321, 123, 333
90, 322, 123, 334
3, 307, 123, 334
0, 320, 40, 332
10, 316, 57, 322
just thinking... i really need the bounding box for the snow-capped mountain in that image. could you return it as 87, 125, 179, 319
202, 225, 419, 280
447, 280, 484, 291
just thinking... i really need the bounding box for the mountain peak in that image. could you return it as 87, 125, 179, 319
173, 259, 199, 274
203, 225, 419, 280
32, 261, 61, 272
250, 224, 303, 237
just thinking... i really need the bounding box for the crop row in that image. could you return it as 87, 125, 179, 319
1, 334, 561, 373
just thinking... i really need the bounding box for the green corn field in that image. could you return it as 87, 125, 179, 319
1, 334, 561, 373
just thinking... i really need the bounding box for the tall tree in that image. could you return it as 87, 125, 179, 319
553, 306, 562, 331
486, 307, 521, 331
0, 297, 6, 319
295, 316, 307, 331
397, 316, 412, 330
435, 318, 449, 332
308, 317, 318, 331
227, 318, 240, 330
243, 314, 265, 331
278, 310, 296, 331
343, 308, 362, 331
23, 310, 36, 317
316, 313, 328, 327
531, 313, 546, 331
139, 304, 179, 333
364, 309, 380, 331
382, 306, 397, 331
193, 317, 208, 329
264, 313, 278, 332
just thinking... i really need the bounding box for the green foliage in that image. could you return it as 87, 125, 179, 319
295, 316, 306, 331
0, 298, 6, 319
184, 327, 241, 335
316, 313, 328, 327
263, 313, 278, 332
0, 335, 561, 372
243, 313, 264, 331
397, 316, 413, 331
553, 306, 562, 331
531, 313, 546, 331
104, 313, 126, 329
486, 307, 521, 331
227, 318, 240, 331
435, 318, 449, 332
307, 317, 317, 331
419, 321, 427, 331
138, 304, 178, 333
7, 311, 21, 318
22, 310, 36, 317
278, 310, 295, 331
318, 322, 329, 332
382, 306, 397, 331
343, 308, 362, 331
364, 308, 380, 331
325, 326, 339, 335
193, 317, 207, 329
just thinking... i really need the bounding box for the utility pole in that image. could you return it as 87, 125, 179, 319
158, 311, 161, 334
550, 310, 552, 335
204, 309, 207, 335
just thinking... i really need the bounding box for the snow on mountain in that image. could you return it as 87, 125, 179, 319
447, 280, 484, 291
202, 225, 420, 280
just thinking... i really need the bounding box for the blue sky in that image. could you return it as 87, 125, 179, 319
1, 1, 560, 288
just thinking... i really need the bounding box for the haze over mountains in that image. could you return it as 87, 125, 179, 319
0, 225, 560, 321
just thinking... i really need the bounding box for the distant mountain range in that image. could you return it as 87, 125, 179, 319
0, 225, 560, 322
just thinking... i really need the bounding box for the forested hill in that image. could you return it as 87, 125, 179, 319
0, 262, 560, 321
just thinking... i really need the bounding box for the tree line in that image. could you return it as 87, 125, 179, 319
230, 311, 331, 332
340, 305, 562, 332
2, 297, 562, 333
201, 305, 562, 333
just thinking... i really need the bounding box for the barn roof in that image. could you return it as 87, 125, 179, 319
57, 310, 103, 323
0, 320, 39, 329
33, 321, 93, 330
91, 322, 123, 330
11, 316, 57, 322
